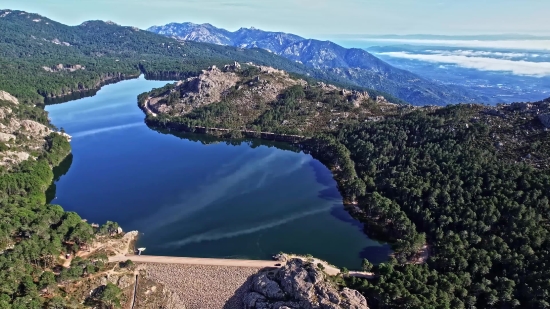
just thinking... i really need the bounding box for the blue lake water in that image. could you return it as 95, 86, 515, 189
45, 76, 390, 269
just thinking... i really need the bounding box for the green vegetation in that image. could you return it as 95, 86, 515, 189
147, 70, 550, 308
0, 9, 402, 105
99, 283, 123, 309
2, 9, 550, 309
331, 106, 550, 308
142, 67, 403, 138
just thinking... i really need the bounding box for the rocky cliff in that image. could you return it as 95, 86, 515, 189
0, 91, 70, 167
243, 259, 368, 309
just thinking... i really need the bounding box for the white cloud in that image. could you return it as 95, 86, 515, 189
380, 51, 550, 77
425, 50, 535, 59
366, 39, 550, 51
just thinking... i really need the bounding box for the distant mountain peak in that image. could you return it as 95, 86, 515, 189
148, 22, 487, 105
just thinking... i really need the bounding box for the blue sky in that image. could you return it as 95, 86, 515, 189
2, 0, 548, 36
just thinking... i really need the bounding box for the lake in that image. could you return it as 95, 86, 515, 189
45, 75, 391, 269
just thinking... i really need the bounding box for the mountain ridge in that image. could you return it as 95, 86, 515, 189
0, 9, 403, 105
148, 22, 492, 105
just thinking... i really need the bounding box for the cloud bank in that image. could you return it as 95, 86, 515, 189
380, 51, 550, 76
425, 50, 547, 59
366, 39, 550, 51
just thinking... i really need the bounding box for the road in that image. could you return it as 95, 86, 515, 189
110, 255, 376, 278
143, 99, 157, 117
109, 255, 282, 269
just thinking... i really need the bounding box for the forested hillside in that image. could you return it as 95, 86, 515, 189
2, 8, 550, 309
143, 62, 550, 308
0, 91, 116, 307
0, 9, 401, 105
338, 104, 550, 308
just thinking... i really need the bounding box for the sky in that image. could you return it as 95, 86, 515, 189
2, 0, 549, 37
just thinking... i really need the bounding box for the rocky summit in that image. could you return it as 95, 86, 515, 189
243, 259, 369, 309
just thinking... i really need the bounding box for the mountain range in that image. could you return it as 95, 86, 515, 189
148, 23, 492, 105
0, 10, 401, 104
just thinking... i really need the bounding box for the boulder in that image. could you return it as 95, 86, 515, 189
0, 107, 12, 119
252, 273, 285, 300
244, 292, 268, 309
347, 90, 370, 107
0, 132, 15, 142
0, 91, 18, 104
340, 288, 369, 308
242, 259, 369, 309
20, 120, 51, 137
376, 96, 388, 104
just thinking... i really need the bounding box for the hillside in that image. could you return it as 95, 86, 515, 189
140, 62, 408, 137
142, 63, 550, 308
0, 9, 401, 105
148, 22, 490, 105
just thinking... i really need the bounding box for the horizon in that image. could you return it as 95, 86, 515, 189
2, 0, 549, 37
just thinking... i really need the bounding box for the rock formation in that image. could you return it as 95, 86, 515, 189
0, 91, 19, 104
243, 259, 368, 309
149, 63, 303, 117
42, 64, 85, 72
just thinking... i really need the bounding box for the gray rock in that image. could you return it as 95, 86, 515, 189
252, 273, 285, 300
243, 259, 368, 309
244, 292, 268, 309
340, 288, 369, 309
117, 275, 134, 289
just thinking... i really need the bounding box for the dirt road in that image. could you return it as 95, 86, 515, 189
109, 255, 282, 269
143, 98, 157, 117
110, 255, 376, 279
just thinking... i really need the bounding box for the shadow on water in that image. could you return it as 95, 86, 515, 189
153, 128, 302, 153
359, 245, 393, 264
46, 153, 73, 204
308, 159, 337, 188
43, 75, 175, 106
317, 187, 342, 201
43, 76, 136, 106
329, 206, 364, 229
329, 204, 394, 264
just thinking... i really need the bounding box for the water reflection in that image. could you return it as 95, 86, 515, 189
46, 153, 73, 204
45, 76, 390, 269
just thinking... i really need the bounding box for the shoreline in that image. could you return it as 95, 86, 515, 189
140, 117, 400, 260
43, 73, 141, 105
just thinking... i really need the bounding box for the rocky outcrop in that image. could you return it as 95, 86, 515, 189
149, 63, 303, 117
0, 151, 31, 166
0, 132, 16, 142
0, 91, 19, 104
340, 89, 370, 108
243, 259, 368, 309
19, 120, 51, 136
0, 106, 12, 119
151, 65, 239, 115
42, 63, 85, 72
